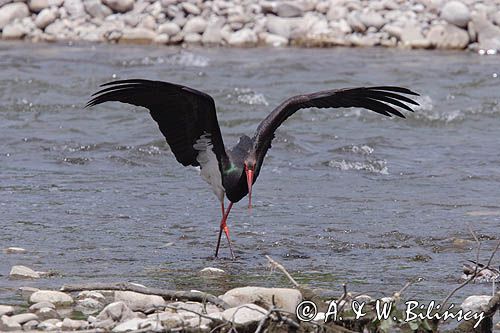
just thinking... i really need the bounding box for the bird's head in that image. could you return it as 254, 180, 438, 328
243, 158, 256, 209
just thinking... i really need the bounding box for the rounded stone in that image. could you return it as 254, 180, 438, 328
29, 291, 73, 307
441, 1, 470, 28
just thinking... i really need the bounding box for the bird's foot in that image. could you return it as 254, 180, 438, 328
223, 224, 236, 260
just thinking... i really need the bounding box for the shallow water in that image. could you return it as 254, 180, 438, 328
0, 42, 499, 308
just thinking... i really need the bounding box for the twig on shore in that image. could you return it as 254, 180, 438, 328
60, 282, 230, 309
265, 255, 300, 288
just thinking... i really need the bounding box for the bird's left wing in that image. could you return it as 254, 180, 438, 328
252, 86, 419, 166
86, 79, 227, 167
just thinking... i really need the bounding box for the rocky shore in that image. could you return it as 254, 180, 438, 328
2, 281, 498, 332
0, 0, 499, 51
2, 249, 500, 332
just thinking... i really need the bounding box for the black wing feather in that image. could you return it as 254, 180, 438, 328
86, 79, 227, 167
253, 86, 419, 167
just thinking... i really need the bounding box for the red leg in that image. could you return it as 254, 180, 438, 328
214, 202, 235, 259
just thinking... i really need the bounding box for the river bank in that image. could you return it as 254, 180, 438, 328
2, 257, 499, 332
0, 0, 499, 51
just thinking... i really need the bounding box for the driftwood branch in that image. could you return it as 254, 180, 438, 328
60, 282, 230, 309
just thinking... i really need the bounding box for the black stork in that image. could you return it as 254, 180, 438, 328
86, 79, 419, 258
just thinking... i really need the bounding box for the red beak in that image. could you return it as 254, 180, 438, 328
245, 168, 254, 209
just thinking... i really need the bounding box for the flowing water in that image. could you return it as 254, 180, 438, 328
0, 42, 499, 308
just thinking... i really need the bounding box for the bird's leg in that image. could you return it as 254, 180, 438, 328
214, 202, 235, 259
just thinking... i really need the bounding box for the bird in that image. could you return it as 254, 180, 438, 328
462, 260, 500, 283
86, 79, 420, 259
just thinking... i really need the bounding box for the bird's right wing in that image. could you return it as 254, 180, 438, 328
87, 79, 227, 167
252, 86, 419, 165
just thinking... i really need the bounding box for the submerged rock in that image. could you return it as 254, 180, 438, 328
3, 247, 27, 254
9, 265, 40, 279
199, 267, 226, 276
19, 287, 40, 301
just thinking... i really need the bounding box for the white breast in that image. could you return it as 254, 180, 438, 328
194, 134, 225, 203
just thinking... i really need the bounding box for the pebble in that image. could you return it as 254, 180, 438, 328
199, 267, 226, 276
103, 0, 134, 13
0, 305, 14, 316
9, 265, 40, 279
28, 0, 49, 13
201, 17, 224, 44
211, 303, 267, 325
427, 23, 469, 49
112, 317, 161, 332
35, 307, 59, 320
184, 32, 202, 43
0, 315, 22, 331
441, 1, 470, 28
29, 302, 54, 311
23, 320, 39, 330
275, 2, 303, 17
461, 295, 492, 313
29, 290, 73, 307
119, 27, 156, 43
76, 291, 106, 302
63, 0, 85, 17
219, 286, 302, 313
0, 3, 29, 29
75, 298, 104, 314
158, 22, 180, 36
183, 16, 207, 34
227, 28, 258, 46
181, 2, 200, 15
472, 12, 500, 51
96, 301, 137, 323
61, 317, 88, 330
35, 8, 57, 29
10, 313, 39, 324
114, 291, 166, 312
37, 318, 61, 331
84, 0, 112, 19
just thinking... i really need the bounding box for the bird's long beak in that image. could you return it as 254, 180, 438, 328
245, 168, 254, 210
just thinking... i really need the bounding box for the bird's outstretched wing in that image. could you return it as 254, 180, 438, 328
252, 86, 419, 165
87, 79, 227, 167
